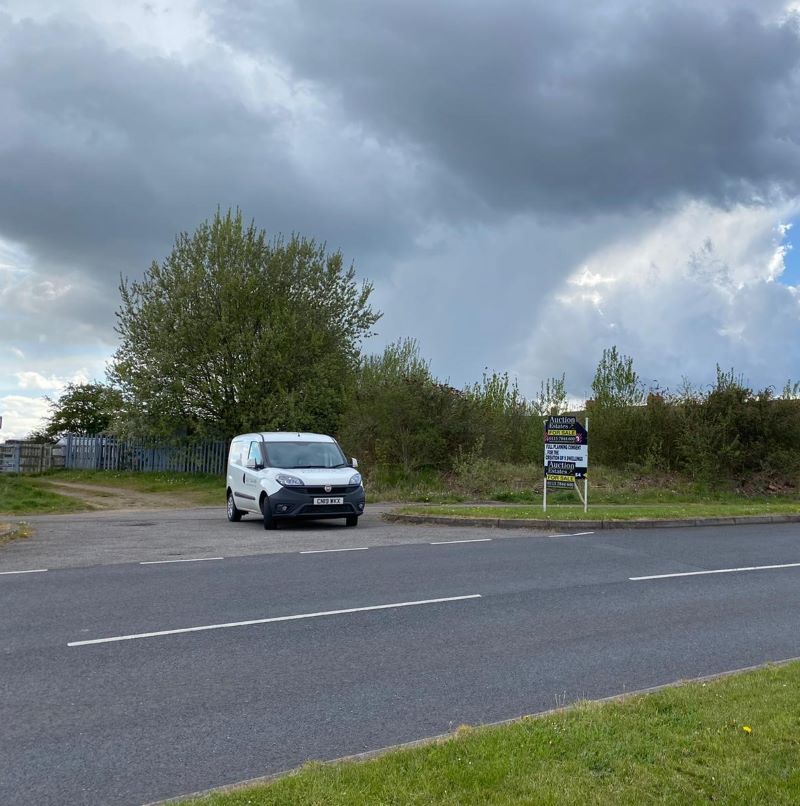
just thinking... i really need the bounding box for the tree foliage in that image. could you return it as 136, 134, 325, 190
590, 346, 645, 407
584, 353, 800, 482
588, 346, 645, 465
463, 371, 538, 463
110, 209, 380, 437
338, 339, 467, 472
339, 341, 539, 472
533, 374, 568, 417
781, 379, 800, 400
38, 382, 124, 439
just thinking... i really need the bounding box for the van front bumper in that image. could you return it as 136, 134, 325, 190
267, 485, 366, 520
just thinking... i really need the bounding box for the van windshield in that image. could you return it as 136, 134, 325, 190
263, 441, 348, 469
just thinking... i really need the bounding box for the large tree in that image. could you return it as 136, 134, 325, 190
110, 209, 381, 437
36, 382, 124, 439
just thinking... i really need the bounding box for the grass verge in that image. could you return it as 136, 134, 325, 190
0, 474, 94, 515
4, 463, 797, 515
365, 462, 800, 505
184, 661, 800, 805
397, 501, 800, 521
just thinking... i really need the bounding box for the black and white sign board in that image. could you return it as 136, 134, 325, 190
543, 416, 589, 512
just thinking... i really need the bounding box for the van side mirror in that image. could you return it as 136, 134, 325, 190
245, 458, 257, 470
351, 457, 358, 468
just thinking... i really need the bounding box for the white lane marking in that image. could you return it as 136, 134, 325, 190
0, 568, 48, 575
67, 594, 483, 647
300, 547, 369, 554
564, 531, 595, 537
139, 557, 224, 565
430, 538, 493, 545
630, 562, 800, 581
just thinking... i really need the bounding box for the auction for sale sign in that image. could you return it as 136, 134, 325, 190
544, 415, 588, 487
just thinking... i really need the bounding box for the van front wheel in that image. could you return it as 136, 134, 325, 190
227, 491, 243, 522
261, 497, 277, 530
346, 515, 359, 527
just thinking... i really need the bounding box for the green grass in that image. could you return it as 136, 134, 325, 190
0, 474, 94, 515
398, 501, 800, 521
3, 462, 796, 515
184, 662, 800, 805
364, 466, 468, 504
364, 461, 800, 505
39, 469, 223, 505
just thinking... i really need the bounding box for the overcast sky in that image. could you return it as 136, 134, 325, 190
2, 0, 800, 439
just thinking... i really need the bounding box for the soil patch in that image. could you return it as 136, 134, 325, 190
0, 521, 31, 544
43, 481, 193, 511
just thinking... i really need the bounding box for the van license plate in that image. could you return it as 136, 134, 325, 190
313, 497, 343, 505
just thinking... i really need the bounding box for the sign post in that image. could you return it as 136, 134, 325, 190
543, 415, 589, 513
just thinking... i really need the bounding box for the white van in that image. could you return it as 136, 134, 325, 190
226, 432, 365, 529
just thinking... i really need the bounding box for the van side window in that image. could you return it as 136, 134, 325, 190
248, 441, 263, 468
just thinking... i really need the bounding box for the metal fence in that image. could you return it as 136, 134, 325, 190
0, 442, 63, 474
0, 443, 21, 473
63, 435, 227, 475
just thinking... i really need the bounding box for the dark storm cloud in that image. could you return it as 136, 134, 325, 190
3, 1, 798, 289
2, 1, 799, 404
213, 0, 800, 215
0, 11, 421, 283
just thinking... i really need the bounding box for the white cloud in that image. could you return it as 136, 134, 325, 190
768, 241, 793, 282
14, 372, 63, 391
2, 0, 212, 60
0, 338, 110, 403
13, 370, 89, 391
1, 371, 94, 440
569, 268, 617, 288
0, 395, 51, 441
517, 200, 800, 399
369, 210, 643, 386
0, 244, 118, 353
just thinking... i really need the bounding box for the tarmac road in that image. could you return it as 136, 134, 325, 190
2, 511, 800, 804
0, 504, 554, 571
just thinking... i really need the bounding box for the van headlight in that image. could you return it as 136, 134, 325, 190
349, 473, 362, 486
276, 473, 303, 487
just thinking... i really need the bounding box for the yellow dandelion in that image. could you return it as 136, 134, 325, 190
742, 726, 752, 734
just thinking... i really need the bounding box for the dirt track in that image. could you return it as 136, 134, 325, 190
44, 481, 195, 511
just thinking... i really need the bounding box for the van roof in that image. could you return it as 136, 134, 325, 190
234, 432, 336, 443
